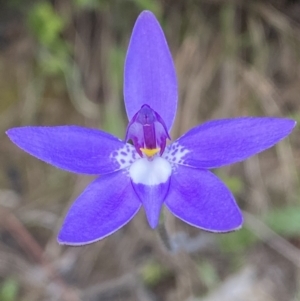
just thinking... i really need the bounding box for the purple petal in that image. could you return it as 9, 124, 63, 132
165, 165, 243, 232
129, 157, 171, 228
124, 11, 177, 131
172, 117, 296, 169
133, 183, 169, 229
58, 171, 141, 245
7, 126, 138, 175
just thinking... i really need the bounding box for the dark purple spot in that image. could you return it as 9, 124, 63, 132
171, 150, 178, 156
120, 159, 126, 164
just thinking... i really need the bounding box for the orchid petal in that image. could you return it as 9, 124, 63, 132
124, 11, 177, 131
7, 126, 138, 175
58, 171, 141, 245
129, 157, 171, 228
172, 117, 296, 169
165, 165, 243, 232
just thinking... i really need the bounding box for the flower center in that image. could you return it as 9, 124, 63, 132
140, 147, 160, 157
125, 104, 170, 158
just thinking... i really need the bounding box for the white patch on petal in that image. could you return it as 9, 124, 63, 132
162, 142, 190, 165
110, 144, 139, 169
130, 157, 171, 186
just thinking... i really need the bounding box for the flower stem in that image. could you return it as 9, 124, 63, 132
157, 221, 173, 252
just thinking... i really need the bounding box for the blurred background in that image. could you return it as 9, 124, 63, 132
0, 0, 300, 300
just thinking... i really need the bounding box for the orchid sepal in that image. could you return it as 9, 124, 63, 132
124, 11, 178, 131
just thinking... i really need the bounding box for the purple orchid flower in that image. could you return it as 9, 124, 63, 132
6, 11, 296, 245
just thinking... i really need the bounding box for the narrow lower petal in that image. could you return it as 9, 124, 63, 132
124, 11, 177, 131
129, 157, 171, 228
58, 171, 141, 245
165, 165, 243, 232
170, 117, 296, 169
7, 126, 138, 174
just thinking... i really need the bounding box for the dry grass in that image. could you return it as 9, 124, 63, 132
0, 0, 300, 300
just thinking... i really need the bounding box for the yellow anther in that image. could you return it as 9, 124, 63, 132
140, 148, 160, 157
